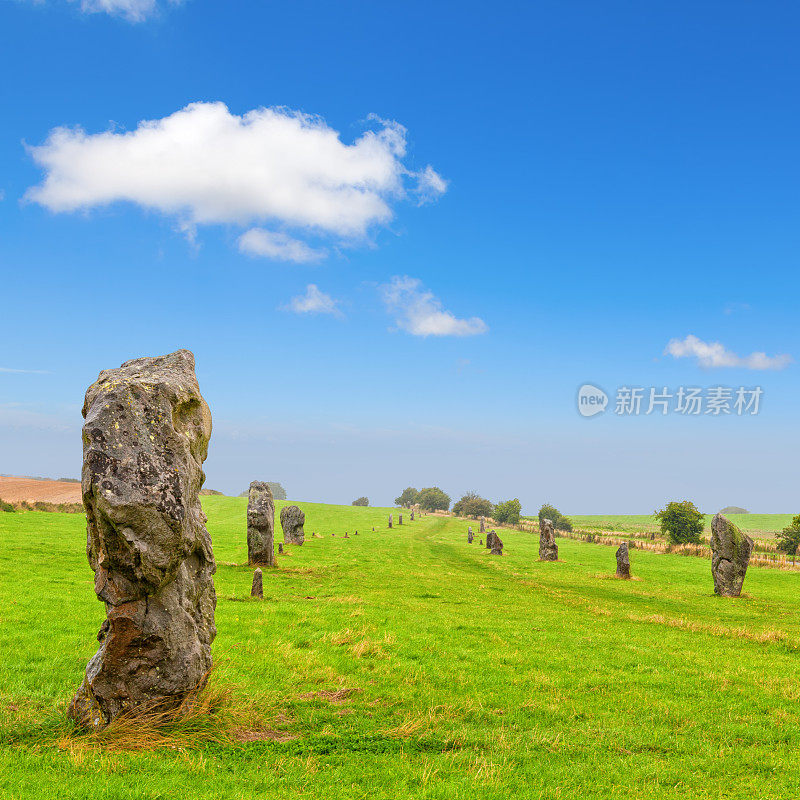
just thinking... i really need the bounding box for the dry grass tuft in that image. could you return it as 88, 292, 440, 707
298, 688, 362, 704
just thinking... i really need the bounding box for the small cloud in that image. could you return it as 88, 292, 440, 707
380, 276, 488, 337
665, 334, 792, 371
286, 284, 342, 317
0, 367, 50, 374
723, 302, 751, 315
239, 229, 325, 263
415, 165, 448, 204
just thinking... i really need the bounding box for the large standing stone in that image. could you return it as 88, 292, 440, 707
615, 542, 631, 579
539, 519, 558, 561
485, 530, 493, 549
490, 531, 503, 555
280, 505, 305, 545
710, 513, 753, 597
247, 481, 275, 566
68, 350, 216, 729
251, 568, 263, 599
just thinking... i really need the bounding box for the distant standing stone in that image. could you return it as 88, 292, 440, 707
278, 542, 283, 554
410, 512, 415, 521
399, 514, 403, 525
615, 542, 631, 579
344, 531, 349, 538
354, 530, 359, 536
485, 530, 494, 550
467, 530, 474, 544
479, 539, 483, 546
490, 531, 503, 555
480, 518, 486, 534
710, 513, 753, 597
388, 514, 393, 529
248, 481, 275, 567
539, 519, 558, 561
280, 505, 306, 545
251, 568, 263, 599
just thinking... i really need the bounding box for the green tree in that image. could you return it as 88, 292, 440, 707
775, 514, 800, 555
493, 498, 522, 525
452, 492, 494, 518
538, 503, 572, 532
654, 500, 704, 545
417, 487, 451, 512
395, 487, 420, 508
352, 496, 369, 507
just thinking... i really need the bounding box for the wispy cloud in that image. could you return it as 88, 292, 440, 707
239, 229, 325, 263
285, 284, 342, 317
665, 335, 792, 371
25, 102, 446, 261
380, 276, 488, 337
0, 367, 50, 374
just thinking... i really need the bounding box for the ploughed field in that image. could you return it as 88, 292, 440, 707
2, 497, 800, 799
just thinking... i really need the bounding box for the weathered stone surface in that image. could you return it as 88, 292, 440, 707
615, 542, 631, 579
280, 505, 305, 545
69, 350, 216, 729
247, 481, 275, 566
539, 519, 558, 561
490, 530, 503, 555
485, 530, 493, 549
251, 568, 263, 599
388, 514, 393, 529
711, 513, 753, 597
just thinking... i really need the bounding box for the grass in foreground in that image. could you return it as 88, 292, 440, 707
1, 497, 800, 799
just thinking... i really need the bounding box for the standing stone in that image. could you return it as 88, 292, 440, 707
388, 514, 393, 529
615, 542, 631, 579
251, 568, 263, 599
539, 519, 558, 561
280, 505, 305, 545
479, 538, 483, 546
490, 531, 503, 555
410, 511, 415, 521
68, 350, 216, 729
480, 518, 486, 534
399, 514, 403, 525
485, 530, 494, 550
354, 530, 359, 536
467, 529, 474, 544
278, 542, 283, 554
344, 531, 349, 538
372, 527, 375, 532
247, 481, 275, 566
710, 513, 753, 597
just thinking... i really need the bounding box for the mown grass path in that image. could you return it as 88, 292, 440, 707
1, 498, 800, 798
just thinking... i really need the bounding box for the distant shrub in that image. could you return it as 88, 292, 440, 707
0, 498, 82, 513
775, 514, 800, 556
395, 487, 420, 508
238, 481, 287, 500
655, 500, 704, 545
417, 487, 451, 512
719, 506, 749, 515
58, 477, 81, 483
0, 499, 16, 513
352, 497, 369, 506
452, 492, 493, 518
493, 498, 522, 525
538, 503, 572, 532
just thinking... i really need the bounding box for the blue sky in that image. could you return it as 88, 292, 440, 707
1, 0, 798, 512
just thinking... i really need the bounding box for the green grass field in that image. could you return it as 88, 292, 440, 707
2, 497, 800, 799
568, 513, 794, 537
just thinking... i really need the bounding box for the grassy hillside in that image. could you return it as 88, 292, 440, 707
2, 498, 800, 798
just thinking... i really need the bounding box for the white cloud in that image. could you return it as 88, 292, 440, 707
239, 229, 325, 263
665, 335, 792, 371
286, 284, 342, 317
0, 367, 49, 374
25, 102, 446, 260
381, 276, 488, 337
